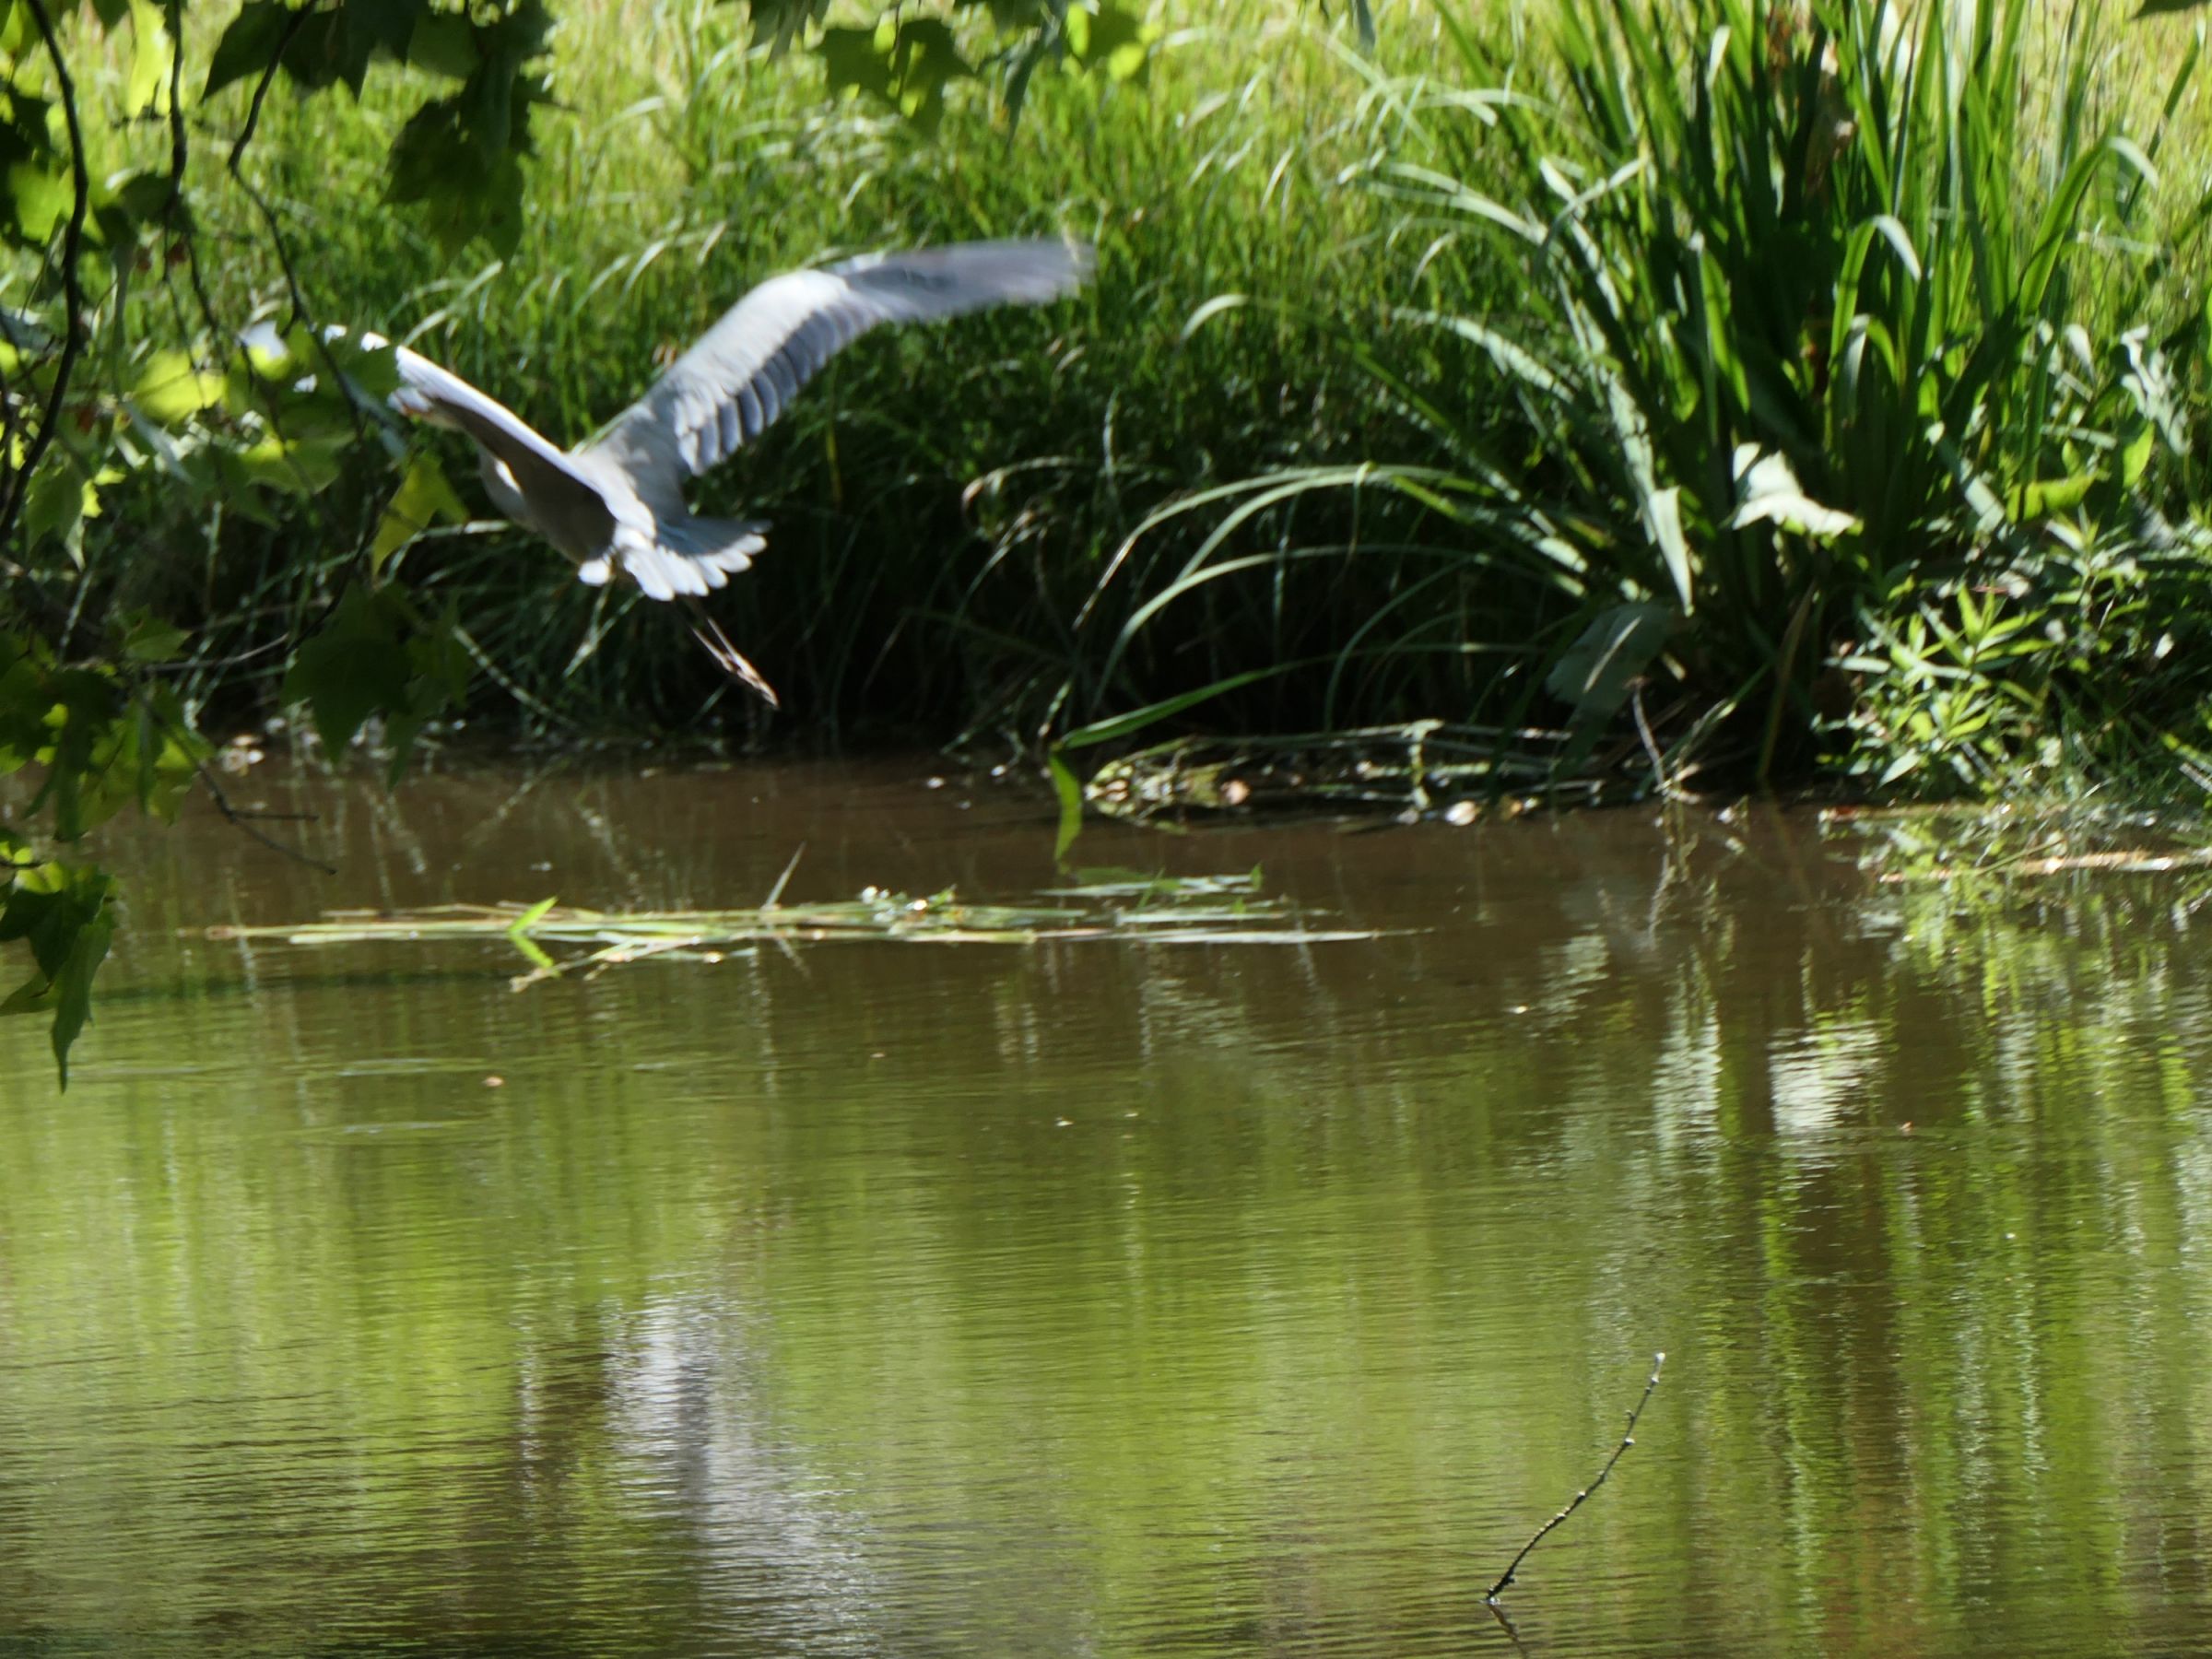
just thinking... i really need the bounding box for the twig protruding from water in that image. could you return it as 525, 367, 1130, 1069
1486, 1350, 1665, 1605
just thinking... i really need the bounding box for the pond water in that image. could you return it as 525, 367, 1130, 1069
4, 758, 2211, 1657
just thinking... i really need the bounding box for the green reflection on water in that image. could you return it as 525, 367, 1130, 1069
3, 771, 2211, 1657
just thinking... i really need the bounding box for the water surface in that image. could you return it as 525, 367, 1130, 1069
4, 759, 2210, 1656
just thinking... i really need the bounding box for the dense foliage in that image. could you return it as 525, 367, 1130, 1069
0, 0, 1161, 1081
8, 0, 2212, 1084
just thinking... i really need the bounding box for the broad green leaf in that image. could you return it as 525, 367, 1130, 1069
1065, 1, 1159, 82
885, 18, 971, 127
0, 631, 51, 772
349, 0, 427, 61
219, 432, 347, 496
280, 8, 376, 96
125, 0, 173, 116
820, 24, 896, 104
2003, 474, 2095, 521
9, 161, 71, 241
205, 0, 290, 99
406, 11, 480, 78
121, 612, 189, 664
384, 600, 471, 786
29, 666, 203, 839
2122, 423, 2157, 488
1546, 602, 1675, 723
23, 465, 93, 559
819, 17, 972, 131
133, 348, 228, 421
370, 453, 469, 576
105, 167, 176, 229
130, 683, 212, 821
0, 859, 114, 1088
282, 584, 472, 781
282, 582, 418, 759
384, 92, 527, 255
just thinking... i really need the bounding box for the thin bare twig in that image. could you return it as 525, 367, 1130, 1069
194, 759, 337, 876
1486, 1351, 1665, 1604
1, 0, 91, 550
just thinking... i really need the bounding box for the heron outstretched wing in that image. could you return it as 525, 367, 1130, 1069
584, 239, 1093, 497
382, 343, 618, 552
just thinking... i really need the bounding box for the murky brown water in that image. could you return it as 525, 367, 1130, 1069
5, 758, 2212, 1656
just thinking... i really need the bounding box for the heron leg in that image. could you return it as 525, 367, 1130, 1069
682, 599, 780, 709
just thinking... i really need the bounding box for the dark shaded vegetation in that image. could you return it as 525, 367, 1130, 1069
12, 0, 2212, 1078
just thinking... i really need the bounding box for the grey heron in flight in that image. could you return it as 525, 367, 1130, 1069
354, 237, 1092, 706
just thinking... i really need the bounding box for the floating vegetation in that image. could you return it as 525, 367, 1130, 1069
1082, 720, 1655, 827
206, 869, 1379, 988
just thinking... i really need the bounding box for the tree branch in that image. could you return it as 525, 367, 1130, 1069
0, 0, 92, 551
1486, 1351, 1665, 1604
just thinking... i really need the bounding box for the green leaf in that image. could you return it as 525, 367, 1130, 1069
282, 582, 418, 759
350, 0, 427, 61
1065, 1, 1159, 82
819, 24, 896, 103
405, 10, 479, 77
23, 465, 93, 561
818, 17, 973, 132
218, 432, 347, 496
0, 632, 53, 773
121, 612, 190, 664
383, 599, 471, 785
280, 7, 376, 95
29, 665, 205, 840
1546, 602, 1675, 724
132, 348, 228, 421
370, 452, 469, 575
129, 683, 212, 821
747, 0, 833, 54
2003, 474, 2095, 522
8, 161, 72, 242
125, 0, 174, 116
384, 90, 528, 255
0, 859, 114, 1088
205, 0, 290, 99
1047, 746, 1084, 862
281, 583, 472, 781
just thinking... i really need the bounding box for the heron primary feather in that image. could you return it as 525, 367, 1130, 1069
351, 237, 1093, 706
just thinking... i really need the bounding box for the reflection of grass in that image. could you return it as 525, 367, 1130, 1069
1828, 803, 2212, 883
207, 868, 1377, 985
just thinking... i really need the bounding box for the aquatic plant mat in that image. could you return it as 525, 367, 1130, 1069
1081, 720, 1653, 826
207, 871, 1379, 987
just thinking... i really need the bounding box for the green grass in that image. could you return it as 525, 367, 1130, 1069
79, 0, 1442, 746
56, 0, 2212, 805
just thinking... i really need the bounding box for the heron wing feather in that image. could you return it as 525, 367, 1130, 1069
585, 239, 1092, 493
387, 345, 618, 553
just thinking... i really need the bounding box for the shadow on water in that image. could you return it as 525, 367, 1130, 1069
3, 759, 2211, 1656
